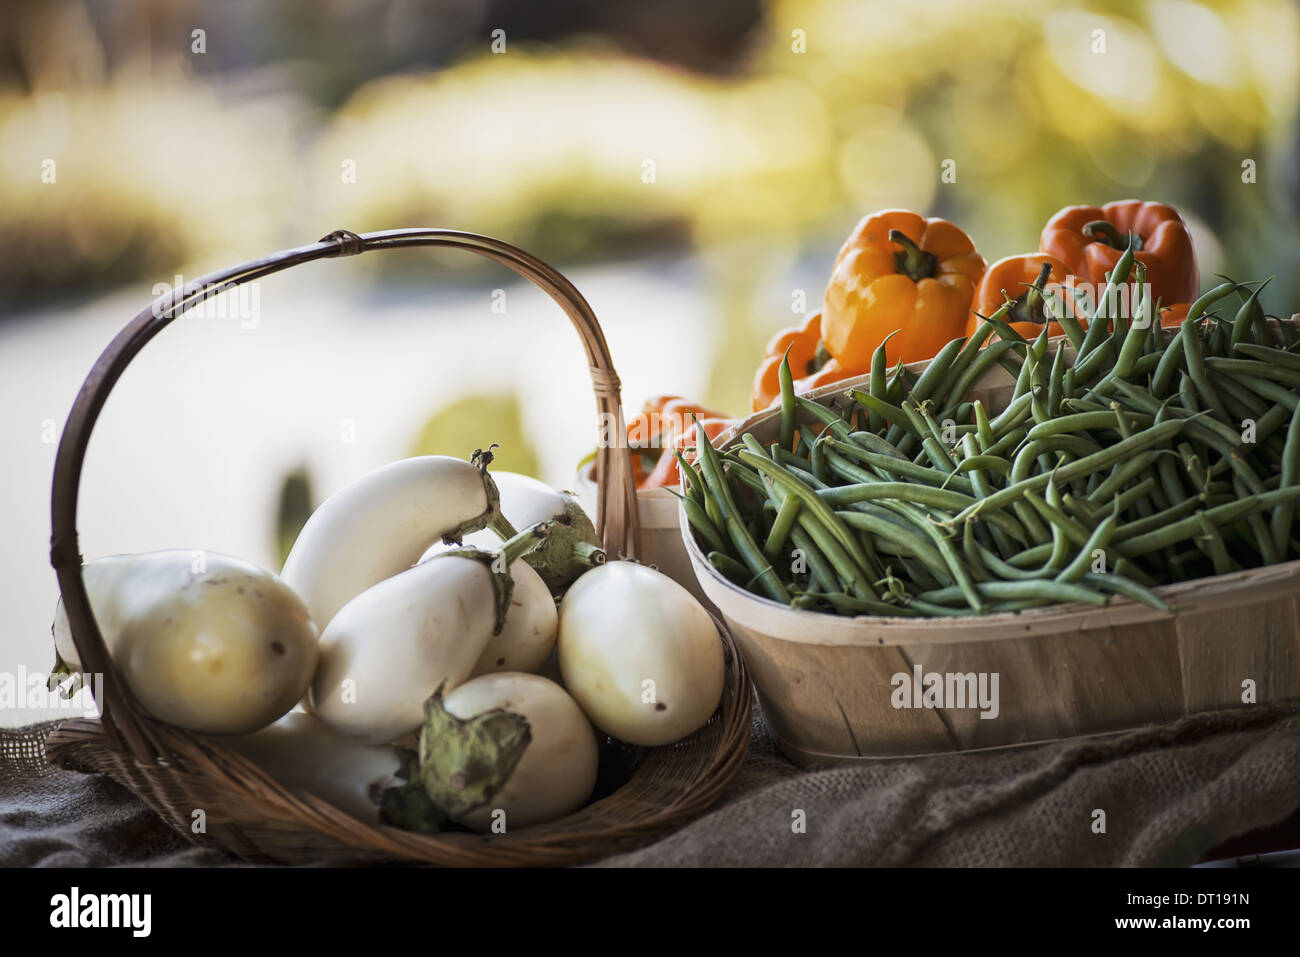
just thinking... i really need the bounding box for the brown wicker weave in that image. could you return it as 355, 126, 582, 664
44, 228, 752, 865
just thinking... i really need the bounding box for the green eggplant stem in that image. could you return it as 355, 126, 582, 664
488, 512, 519, 540
497, 523, 550, 566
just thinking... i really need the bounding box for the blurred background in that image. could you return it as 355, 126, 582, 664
3, 0, 1299, 721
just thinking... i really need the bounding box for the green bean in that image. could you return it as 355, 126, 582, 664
1111, 379, 1243, 449
1205, 357, 1300, 390
1189, 281, 1241, 323
1023, 486, 1093, 550
1269, 399, 1300, 556
972, 540, 1054, 580
824, 439, 976, 493
702, 476, 726, 528
884, 499, 986, 612
1012, 343, 1037, 401
918, 579, 1108, 607
1232, 341, 1300, 373
1233, 476, 1280, 565
848, 430, 910, 461
934, 324, 995, 408
778, 350, 796, 452
909, 402, 958, 472
1118, 485, 1300, 554
975, 305, 1030, 348
983, 424, 1031, 461
763, 495, 801, 563
787, 525, 839, 595
822, 592, 918, 617
866, 332, 898, 432
819, 480, 978, 512
1225, 372, 1298, 413
1056, 510, 1118, 583
974, 400, 995, 450
1084, 449, 1161, 505
1081, 573, 1171, 612
773, 454, 824, 489
1229, 278, 1271, 350
1132, 351, 1163, 376
1062, 492, 1099, 526
956, 454, 1012, 476
790, 508, 874, 597
708, 551, 753, 585
1025, 410, 1147, 441
1022, 490, 1073, 572
1150, 329, 1185, 398
1046, 344, 1066, 415
989, 391, 1036, 436
943, 339, 1022, 418
952, 419, 1185, 524
1194, 513, 1236, 575
810, 435, 828, 484
791, 396, 854, 442
693, 417, 791, 603
1096, 286, 1153, 392
680, 493, 728, 553
1112, 556, 1160, 588
835, 510, 948, 569
1208, 369, 1267, 420
1042, 286, 1087, 351
912, 336, 966, 404
673, 451, 706, 507
738, 449, 879, 589
849, 390, 915, 435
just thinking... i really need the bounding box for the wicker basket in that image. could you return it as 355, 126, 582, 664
44, 228, 752, 865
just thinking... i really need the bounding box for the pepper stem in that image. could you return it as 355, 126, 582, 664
1082, 219, 1143, 252
1006, 261, 1054, 326
889, 229, 937, 282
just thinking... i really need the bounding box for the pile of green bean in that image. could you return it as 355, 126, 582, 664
679, 248, 1300, 617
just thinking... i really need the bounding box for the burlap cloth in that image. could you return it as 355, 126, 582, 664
4, 698, 1299, 867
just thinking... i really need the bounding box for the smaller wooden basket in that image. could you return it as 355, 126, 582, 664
685, 335, 1300, 764
44, 228, 751, 865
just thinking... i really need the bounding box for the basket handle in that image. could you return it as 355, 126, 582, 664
50, 227, 640, 763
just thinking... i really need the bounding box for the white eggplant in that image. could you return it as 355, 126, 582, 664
280, 454, 500, 630
309, 528, 547, 744
416, 545, 557, 678
223, 711, 401, 823
483, 471, 574, 533
52, 551, 317, 735
558, 561, 723, 747
442, 673, 598, 832
415, 471, 569, 555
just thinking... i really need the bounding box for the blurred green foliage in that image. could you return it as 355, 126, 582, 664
409, 393, 541, 478
274, 466, 314, 569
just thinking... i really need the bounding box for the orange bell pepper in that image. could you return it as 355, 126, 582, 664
751, 311, 823, 412
625, 396, 735, 490
1157, 303, 1191, 328
795, 357, 852, 395
966, 253, 1076, 340
639, 416, 734, 490
822, 209, 986, 372
1039, 200, 1198, 309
